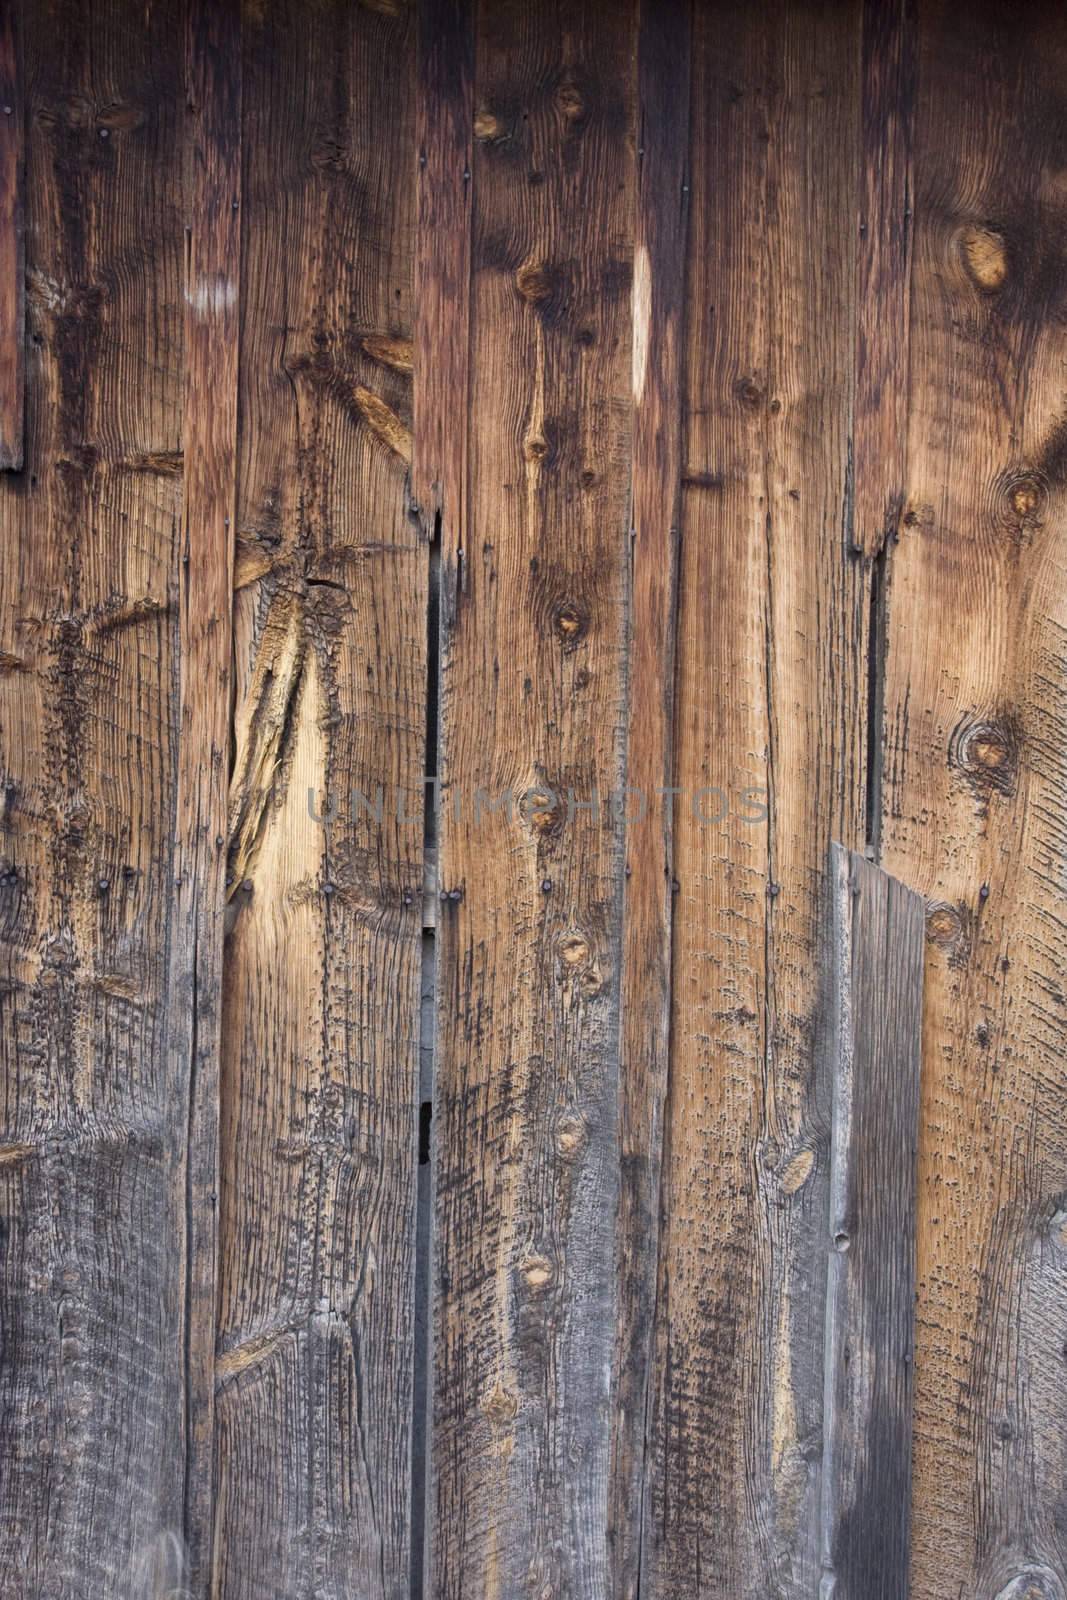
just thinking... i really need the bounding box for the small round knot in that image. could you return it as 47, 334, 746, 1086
959, 224, 1008, 292
559, 933, 589, 966
926, 901, 964, 949
951, 712, 1020, 801
553, 600, 588, 650
520, 1253, 554, 1290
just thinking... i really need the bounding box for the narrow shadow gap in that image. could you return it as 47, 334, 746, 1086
864, 536, 890, 859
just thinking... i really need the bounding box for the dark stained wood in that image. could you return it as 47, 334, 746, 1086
413, 0, 471, 536
641, 4, 867, 1594
175, 0, 240, 1584
0, 0, 23, 470
822, 842, 925, 1600
0, 0, 187, 1589
852, 0, 914, 562
214, 1, 423, 1594
879, 3, 1067, 1593
429, 1, 635, 1592
609, 1, 689, 1595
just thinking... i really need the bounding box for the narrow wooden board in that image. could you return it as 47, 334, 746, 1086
0, 0, 187, 1589
856, 0, 915, 856
609, 0, 689, 1594
641, 4, 867, 1594
0, 0, 23, 469
822, 843, 925, 1600
879, 2, 1067, 1593
214, 2, 424, 1595
413, 0, 472, 536
175, 0, 240, 1583
413, 0, 473, 1589
852, 0, 914, 563
430, 1, 635, 1592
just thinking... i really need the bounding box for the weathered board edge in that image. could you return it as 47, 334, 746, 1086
176, 0, 240, 1581
0, 0, 24, 470
821, 842, 925, 1600
414, 0, 472, 1590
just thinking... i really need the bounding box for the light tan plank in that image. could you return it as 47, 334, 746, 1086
642, 4, 866, 1593
176, 0, 240, 1582
214, 1, 424, 1593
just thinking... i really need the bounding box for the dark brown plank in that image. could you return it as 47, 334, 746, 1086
609, 0, 689, 1594
175, 0, 240, 1584
430, 1, 635, 1592
0, 0, 23, 469
641, 3, 866, 1594
413, 0, 471, 536
851, 0, 914, 562
0, 0, 187, 1589
879, 2, 1067, 1592
821, 842, 925, 1600
214, 2, 423, 1594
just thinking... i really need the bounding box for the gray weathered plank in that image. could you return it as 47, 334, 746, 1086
821, 842, 925, 1600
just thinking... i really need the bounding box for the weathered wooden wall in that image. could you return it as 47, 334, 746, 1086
1, 0, 1065, 1596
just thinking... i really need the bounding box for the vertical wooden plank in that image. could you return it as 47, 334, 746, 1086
852, 0, 914, 564
413, 0, 472, 535
0, 0, 23, 469
641, 3, 865, 1595
177, 0, 239, 1584
609, 0, 689, 1595
430, 0, 635, 1593
879, 2, 1067, 1593
0, 0, 187, 1590
821, 843, 925, 1600
215, 2, 423, 1595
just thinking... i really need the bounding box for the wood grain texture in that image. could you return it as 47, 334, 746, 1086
430, 1, 634, 1592
879, 3, 1067, 1593
413, 0, 471, 535
4, 4, 1067, 1593
0, 0, 187, 1590
609, 1, 689, 1595
641, 4, 867, 1595
852, 0, 914, 563
822, 842, 925, 1600
0, 0, 23, 470
413, 0, 473, 1590
214, 1, 423, 1594
176, 0, 240, 1584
